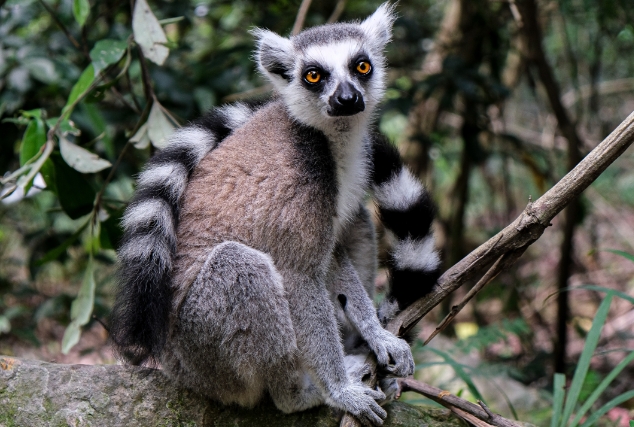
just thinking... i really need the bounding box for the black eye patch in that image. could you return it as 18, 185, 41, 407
300, 64, 329, 92
349, 53, 373, 81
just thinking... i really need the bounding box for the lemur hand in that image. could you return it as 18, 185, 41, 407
367, 329, 415, 378
329, 383, 387, 426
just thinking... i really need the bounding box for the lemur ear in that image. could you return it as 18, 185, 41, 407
251, 28, 294, 83
360, 2, 397, 47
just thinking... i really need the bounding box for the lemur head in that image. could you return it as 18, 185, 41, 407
252, 3, 396, 132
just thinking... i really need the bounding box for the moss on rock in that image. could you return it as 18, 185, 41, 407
0, 356, 465, 426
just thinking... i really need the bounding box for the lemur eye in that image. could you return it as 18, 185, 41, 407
305, 70, 321, 84
356, 61, 372, 75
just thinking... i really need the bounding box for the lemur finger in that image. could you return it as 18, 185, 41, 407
375, 349, 390, 367
364, 387, 386, 401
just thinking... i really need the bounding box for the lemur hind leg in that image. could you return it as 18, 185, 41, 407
163, 241, 321, 410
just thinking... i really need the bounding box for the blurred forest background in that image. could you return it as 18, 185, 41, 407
0, 0, 633, 425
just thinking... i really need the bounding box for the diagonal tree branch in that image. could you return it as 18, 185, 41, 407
386, 109, 634, 338
399, 378, 522, 427
291, 0, 313, 36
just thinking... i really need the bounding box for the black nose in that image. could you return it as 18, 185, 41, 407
329, 82, 365, 116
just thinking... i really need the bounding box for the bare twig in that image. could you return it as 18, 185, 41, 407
136, 47, 156, 103
110, 86, 141, 114
222, 85, 273, 103
424, 254, 507, 345
508, 0, 523, 27
327, 0, 347, 24
291, 0, 313, 36
37, 0, 85, 54
452, 407, 495, 427
478, 400, 495, 419
399, 378, 522, 427
93, 101, 151, 212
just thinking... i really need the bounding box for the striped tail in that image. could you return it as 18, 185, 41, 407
371, 135, 441, 334
109, 103, 258, 366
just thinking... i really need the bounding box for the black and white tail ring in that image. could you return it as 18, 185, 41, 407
371, 135, 441, 329
109, 103, 258, 366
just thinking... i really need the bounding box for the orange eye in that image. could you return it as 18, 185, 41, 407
356, 61, 371, 74
305, 70, 321, 83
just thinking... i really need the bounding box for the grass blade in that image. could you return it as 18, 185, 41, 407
426, 347, 484, 401
579, 390, 634, 427
573, 284, 634, 305
551, 373, 566, 427
601, 249, 634, 263
560, 292, 614, 426
569, 351, 634, 427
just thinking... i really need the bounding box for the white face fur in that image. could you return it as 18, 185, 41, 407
252, 3, 396, 134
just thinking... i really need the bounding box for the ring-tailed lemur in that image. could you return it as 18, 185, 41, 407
109, 4, 440, 425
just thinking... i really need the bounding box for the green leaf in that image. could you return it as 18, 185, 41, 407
62, 254, 97, 352
59, 136, 112, 173
129, 121, 150, 149
629, 420, 633, 427
426, 347, 484, 401
89, 39, 128, 76
573, 285, 634, 305
0, 316, 10, 334
132, 0, 169, 65
570, 351, 634, 427
72, 0, 90, 27
19, 116, 46, 166
51, 153, 96, 219
99, 209, 124, 250
602, 249, 634, 263
45, 118, 80, 136
61, 320, 81, 354
551, 373, 565, 427
70, 255, 96, 325
62, 64, 95, 118
147, 101, 174, 148
579, 390, 634, 427
561, 293, 614, 426
39, 158, 57, 193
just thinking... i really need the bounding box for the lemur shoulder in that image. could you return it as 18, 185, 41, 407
110, 4, 441, 425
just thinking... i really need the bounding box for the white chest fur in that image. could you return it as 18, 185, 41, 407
328, 126, 370, 237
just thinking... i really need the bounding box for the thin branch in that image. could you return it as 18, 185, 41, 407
136, 46, 156, 103
478, 400, 495, 419
93, 101, 152, 212
37, 0, 85, 55
291, 0, 313, 36
399, 378, 522, 427
452, 407, 495, 427
125, 66, 143, 112
327, 0, 347, 24
424, 254, 507, 345
222, 85, 273, 103
109, 86, 141, 114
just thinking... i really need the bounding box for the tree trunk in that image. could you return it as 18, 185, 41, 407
516, 0, 585, 374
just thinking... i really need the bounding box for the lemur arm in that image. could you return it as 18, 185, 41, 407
281, 270, 387, 425
330, 248, 414, 377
